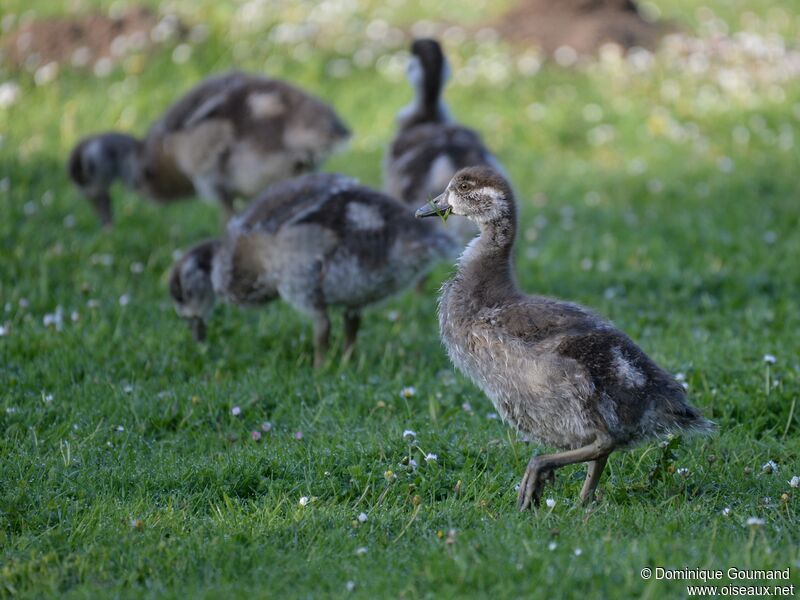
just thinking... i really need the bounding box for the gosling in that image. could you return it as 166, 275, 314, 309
384, 39, 503, 245
416, 167, 715, 509
68, 71, 350, 226
170, 173, 457, 367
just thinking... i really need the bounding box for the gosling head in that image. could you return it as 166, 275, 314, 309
67, 133, 141, 227
415, 166, 514, 225
169, 239, 221, 343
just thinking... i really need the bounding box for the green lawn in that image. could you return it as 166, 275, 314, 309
1, 0, 799, 598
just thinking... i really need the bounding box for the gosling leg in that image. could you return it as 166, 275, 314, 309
313, 311, 331, 369
342, 310, 361, 363
579, 455, 609, 505
518, 437, 615, 511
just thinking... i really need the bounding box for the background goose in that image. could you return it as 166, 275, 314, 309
68, 71, 351, 226
384, 39, 503, 244
416, 167, 715, 510
170, 173, 457, 367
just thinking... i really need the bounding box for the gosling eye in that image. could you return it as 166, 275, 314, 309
458, 181, 471, 192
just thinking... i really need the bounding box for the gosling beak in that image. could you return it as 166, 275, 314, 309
415, 192, 451, 219
87, 189, 113, 228
189, 317, 207, 343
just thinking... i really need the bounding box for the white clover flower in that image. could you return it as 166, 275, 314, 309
461, 402, 472, 412
172, 44, 192, 64
677, 468, 690, 477
408, 459, 418, 470
789, 476, 800, 488
545, 498, 556, 508
0, 325, 7, 336
0, 81, 21, 108
722, 507, 731, 516
574, 548, 583, 556
675, 372, 686, 382
261, 421, 272, 432
425, 453, 438, 463
231, 406, 241, 416
746, 517, 765, 527
123, 385, 134, 394
548, 541, 557, 551
762, 460, 778, 474
486, 412, 499, 420
763, 354, 776, 364
357, 512, 368, 523
346, 581, 356, 592
400, 387, 416, 398
299, 496, 309, 507
355, 546, 368, 555
70, 311, 80, 322
402, 429, 416, 440
43, 393, 53, 403
119, 294, 130, 307
116, 425, 124, 432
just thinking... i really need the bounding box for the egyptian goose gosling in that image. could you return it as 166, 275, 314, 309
170, 173, 457, 367
384, 39, 504, 244
68, 71, 350, 226
416, 167, 715, 509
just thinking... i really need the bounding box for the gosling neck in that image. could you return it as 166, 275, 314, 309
456, 202, 518, 301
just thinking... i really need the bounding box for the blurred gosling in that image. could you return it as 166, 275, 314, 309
68, 71, 350, 226
170, 173, 457, 367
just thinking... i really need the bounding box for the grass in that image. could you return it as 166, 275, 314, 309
1, 0, 800, 597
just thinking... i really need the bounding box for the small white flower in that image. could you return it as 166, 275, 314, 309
386, 310, 400, 322
87, 299, 100, 309
299, 496, 309, 507
119, 294, 130, 307
763, 354, 776, 364
0, 325, 7, 336
130, 262, 144, 274
355, 546, 368, 555
6, 407, 18, 414
574, 548, 583, 556
345, 581, 356, 592
486, 412, 499, 420
675, 372, 686, 382
116, 425, 124, 432
0, 81, 21, 108
172, 44, 192, 64
123, 385, 134, 394
402, 429, 416, 440
461, 402, 472, 412
548, 541, 557, 551
425, 453, 438, 463
789, 476, 800, 488
722, 507, 731, 516
676, 468, 690, 477
408, 459, 418, 470
746, 517, 765, 527
357, 512, 368, 523
231, 406, 241, 416
43, 393, 53, 403
545, 498, 556, 508
762, 460, 778, 474
400, 386, 416, 398
261, 421, 272, 432
70, 311, 80, 322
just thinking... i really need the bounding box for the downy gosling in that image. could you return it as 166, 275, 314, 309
384, 38, 503, 245
170, 173, 457, 367
68, 71, 350, 226
416, 167, 715, 509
